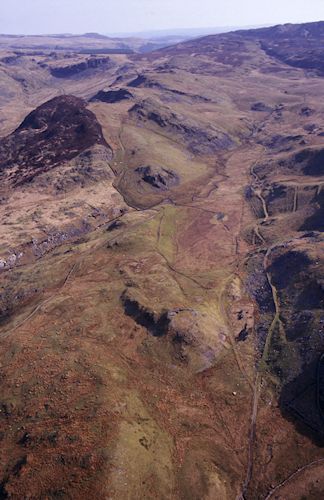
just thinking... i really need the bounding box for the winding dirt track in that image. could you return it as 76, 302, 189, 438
1, 94, 322, 498
0, 262, 77, 341
264, 458, 324, 499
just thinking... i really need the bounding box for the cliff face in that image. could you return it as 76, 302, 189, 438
50, 56, 112, 78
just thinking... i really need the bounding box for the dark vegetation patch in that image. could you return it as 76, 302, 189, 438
266, 323, 296, 381
244, 186, 254, 200
0, 479, 8, 499
267, 250, 311, 290
286, 311, 314, 341
266, 249, 324, 329
296, 280, 324, 310
295, 148, 324, 176
318, 354, 324, 422
245, 253, 275, 352
263, 246, 324, 443
265, 184, 288, 207
242, 22, 324, 75
1, 55, 22, 65
299, 189, 324, 231
279, 356, 324, 446
264, 184, 293, 216
12, 456, 27, 476
0, 95, 109, 186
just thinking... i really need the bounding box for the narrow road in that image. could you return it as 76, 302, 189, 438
264, 458, 324, 499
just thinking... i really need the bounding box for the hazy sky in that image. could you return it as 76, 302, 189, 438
1, 0, 324, 35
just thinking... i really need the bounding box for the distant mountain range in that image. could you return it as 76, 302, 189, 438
0, 25, 272, 55
107, 24, 271, 39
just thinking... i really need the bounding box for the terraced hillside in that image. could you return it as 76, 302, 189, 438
0, 21, 323, 499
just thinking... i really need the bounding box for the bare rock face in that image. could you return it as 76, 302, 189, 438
259, 134, 304, 152
134, 165, 179, 190
129, 98, 235, 154
50, 56, 112, 78
251, 102, 272, 112
0, 95, 110, 186
121, 291, 216, 372
89, 88, 133, 103
127, 74, 149, 87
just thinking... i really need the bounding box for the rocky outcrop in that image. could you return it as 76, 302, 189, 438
251, 102, 272, 112
127, 75, 211, 102
89, 88, 133, 103
121, 291, 170, 337
32, 144, 113, 193
121, 290, 215, 371
0, 95, 110, 186
129, 99, 235, 154
134, 165, 179, 191
0, 54, 22, 65
300, 106, 314, 117
259, 134, 304, 152
127, 74, 153, 88
255, 147, 324, 179
50, 56, 112, 78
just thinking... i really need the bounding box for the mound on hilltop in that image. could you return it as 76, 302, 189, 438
0, 95, 111, 186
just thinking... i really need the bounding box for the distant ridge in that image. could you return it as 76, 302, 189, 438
106, 24, 271, 39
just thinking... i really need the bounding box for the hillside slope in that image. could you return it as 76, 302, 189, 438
0, 21, 323, 499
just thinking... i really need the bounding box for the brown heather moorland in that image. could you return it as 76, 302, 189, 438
0, 21, 323, 499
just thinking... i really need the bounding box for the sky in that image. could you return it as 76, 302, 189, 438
1, 0, 324, 35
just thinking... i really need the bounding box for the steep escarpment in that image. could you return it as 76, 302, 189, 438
49, 56, 113, 78
129, 98, 235, 154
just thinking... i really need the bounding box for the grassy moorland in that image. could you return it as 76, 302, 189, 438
0, 22, 323, 499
